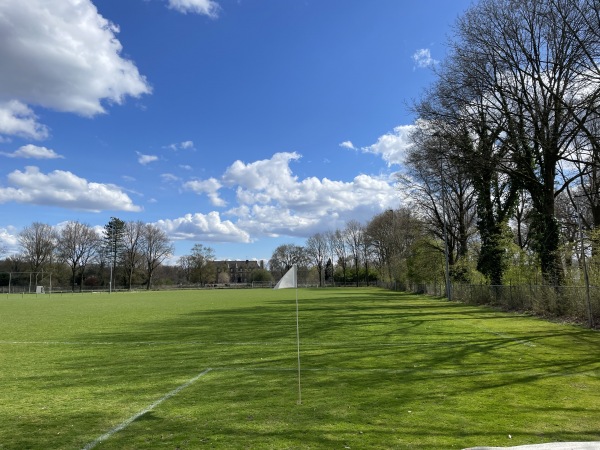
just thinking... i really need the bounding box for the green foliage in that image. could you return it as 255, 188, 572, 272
528, 210, 563, 285
406, 238, 443, 285
250, 268, 272, 283
332, 266, 378, 284
502, 244, 542, 285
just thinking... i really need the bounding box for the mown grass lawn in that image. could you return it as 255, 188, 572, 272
1, 288, 599, 449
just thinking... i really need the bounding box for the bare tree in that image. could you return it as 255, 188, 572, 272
401, 129, 477, 281
305, 232, 328, 287
178, 255, 195, 284
413, 47, 519, 285
269, 244, 307, 280
57, 221, 100, 292
121, 221, 144, 290
141, 224, 174, 290
366, 208, 423, 283
450, 0, 600, 284
344, 220, 364, 286
18, 222, 57, 280
329, 229, 349, 284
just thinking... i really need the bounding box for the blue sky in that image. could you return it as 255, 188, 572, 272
0, 0, 472, 263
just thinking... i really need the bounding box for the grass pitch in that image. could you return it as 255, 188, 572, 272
1, 288, 600, 449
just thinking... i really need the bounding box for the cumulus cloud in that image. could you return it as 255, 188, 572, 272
0, 226, 18, 255
164, 148, 407, 243
183, 177, 226, 207
137, 152, 159, 165
0, 0, 150, 138
339, 141, 356, 150
167, 0, 220, 17
361, 124, 415, 166
218, 152, 399, 236
0, 101, 49, 140
0, 166, 142, 212
1, 144, 64, 159
155, 212, 250, 243
412, 48, 438, 68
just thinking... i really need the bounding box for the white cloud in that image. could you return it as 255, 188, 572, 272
183, 177, 226, 207
161, 173, 180, 183
0, 100, 49, 140
1, 144, 63, 159
167, 151, 404, 243
166, 140, 195, 151
339, 140, 356, 150
167, 0, 220, 17
219, 152, 399, 236
0, 226, 19, 255
361, 124, 415, 166
412, 48, 438, 68
155, 212, 250, 243
0, 0, 150, 134
0, 166, 142, 212
137, 152, 159, 165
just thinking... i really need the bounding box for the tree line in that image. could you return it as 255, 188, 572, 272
0, 218, 174, 291
401, 0, 600, 289
2, 0, 599, 300
267, 211, 425, 288
265, 0, 600, 294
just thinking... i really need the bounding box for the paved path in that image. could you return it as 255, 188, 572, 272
465, 443, 600, 450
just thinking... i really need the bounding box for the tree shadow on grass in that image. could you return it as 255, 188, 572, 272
8, 288, 600, 449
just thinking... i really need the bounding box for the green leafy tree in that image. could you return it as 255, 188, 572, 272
103, 217, 125, 289
188, 244, 216, 285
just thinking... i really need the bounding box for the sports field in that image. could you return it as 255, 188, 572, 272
1, 288, 599, 449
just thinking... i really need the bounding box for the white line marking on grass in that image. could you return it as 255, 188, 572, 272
81, 368, 212, 450
0, 339, 468, 348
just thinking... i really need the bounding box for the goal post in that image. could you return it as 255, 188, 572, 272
0, 272, 52, 294
251, 281, 274, 288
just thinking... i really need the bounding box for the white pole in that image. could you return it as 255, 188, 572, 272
294, 265, 301, 404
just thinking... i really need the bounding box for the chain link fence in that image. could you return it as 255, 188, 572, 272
402, 282, 600, 327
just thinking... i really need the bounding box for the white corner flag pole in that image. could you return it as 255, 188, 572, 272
294, 266, 301, 405
274, 264, 301, 404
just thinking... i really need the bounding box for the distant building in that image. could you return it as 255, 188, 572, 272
214, 260, 262, 284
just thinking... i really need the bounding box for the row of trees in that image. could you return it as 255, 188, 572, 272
1, 218, 174, 291
268, 210, 426, 288
263, 0, 600, 298
6, 2, 600, 295
403, 0, 600, 287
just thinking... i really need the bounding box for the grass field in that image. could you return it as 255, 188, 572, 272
1, 288, 600, 449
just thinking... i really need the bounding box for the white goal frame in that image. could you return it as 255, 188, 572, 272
0, 271, 52, 294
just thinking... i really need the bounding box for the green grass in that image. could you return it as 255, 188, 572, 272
1, 288, 600, 449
